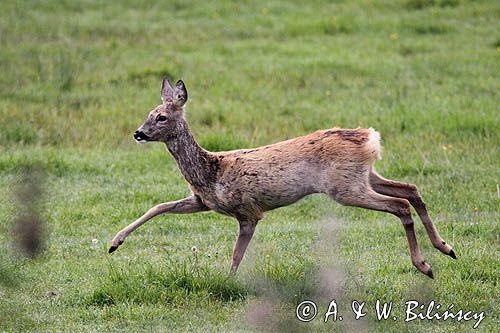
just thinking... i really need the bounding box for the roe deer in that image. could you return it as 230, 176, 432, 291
109, 77, 456, 278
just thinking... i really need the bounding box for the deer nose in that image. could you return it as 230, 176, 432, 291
133, 130, 150, 142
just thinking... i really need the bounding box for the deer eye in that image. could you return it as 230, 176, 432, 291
156, 115, 167, 122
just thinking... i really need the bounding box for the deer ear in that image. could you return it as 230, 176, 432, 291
173, 80, 188, 106
161, 77, 174, 103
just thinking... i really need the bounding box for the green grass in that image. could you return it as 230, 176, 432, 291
0, 0, 499, 331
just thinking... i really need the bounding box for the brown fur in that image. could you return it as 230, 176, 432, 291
110, 78, 456, 278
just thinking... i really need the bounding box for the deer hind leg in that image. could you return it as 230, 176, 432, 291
332, 187, 433, 278
369, 169, 456, 259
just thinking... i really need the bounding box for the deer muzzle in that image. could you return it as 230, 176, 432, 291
133, 130, 150, 144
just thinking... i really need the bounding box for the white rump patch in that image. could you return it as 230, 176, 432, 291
367, 128, 382, 160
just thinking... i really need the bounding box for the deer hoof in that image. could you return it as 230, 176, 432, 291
108, 246, 118, 254
448, 249, 457, 259
414, 260, 433, 279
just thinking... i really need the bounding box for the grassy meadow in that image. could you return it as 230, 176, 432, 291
0, 0, 499, 331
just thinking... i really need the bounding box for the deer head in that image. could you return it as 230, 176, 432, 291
134, 77, 188, 143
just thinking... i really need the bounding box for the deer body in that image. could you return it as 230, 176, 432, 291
206, 128, 379, 213
109, 78, 456, 278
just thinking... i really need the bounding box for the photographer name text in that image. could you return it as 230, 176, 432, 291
295, 300, 484, 329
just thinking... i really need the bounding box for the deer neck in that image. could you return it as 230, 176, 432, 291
164, 118, 218, 190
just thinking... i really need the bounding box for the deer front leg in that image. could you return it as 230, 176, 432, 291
230, 219, 257, 273
109, 195, 209, 253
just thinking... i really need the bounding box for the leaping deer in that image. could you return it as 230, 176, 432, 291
109, 78, 456, 278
